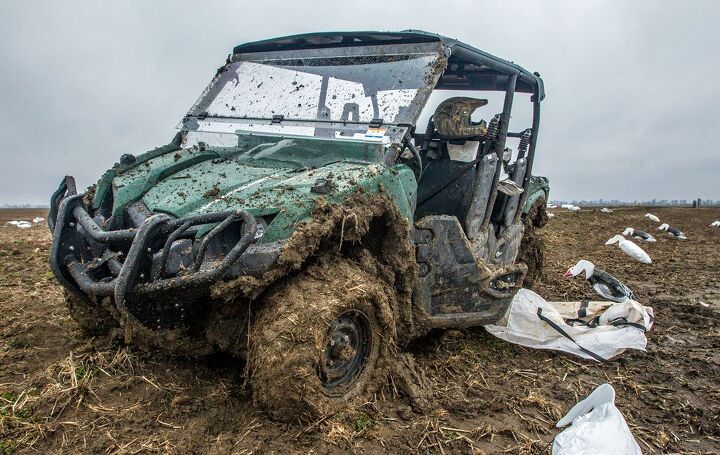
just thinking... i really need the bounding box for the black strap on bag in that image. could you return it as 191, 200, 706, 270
566, 316, 648, 333
537, 308, 608, 363
564, 317, 600, 328
565, 300, 650, 333
607, 318, 648, 332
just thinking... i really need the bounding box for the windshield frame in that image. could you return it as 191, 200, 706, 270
181, 42, 446, 146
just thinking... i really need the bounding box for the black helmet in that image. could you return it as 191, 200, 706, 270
433, 97, 488, 139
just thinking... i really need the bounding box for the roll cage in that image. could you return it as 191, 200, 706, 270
225, 30, 544, 225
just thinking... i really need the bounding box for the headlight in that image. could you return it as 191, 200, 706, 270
254, 217, 269, 239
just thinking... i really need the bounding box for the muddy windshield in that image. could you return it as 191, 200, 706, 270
182, 47, 443, 147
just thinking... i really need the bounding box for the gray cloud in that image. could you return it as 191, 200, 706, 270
1, 0, 718, 204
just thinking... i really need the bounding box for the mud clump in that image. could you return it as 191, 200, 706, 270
82, 184, 96, 207
203, 186, 220, 198
212, 194, 418, 337
518, 223, 545, 288
518, 199, 547, 288
63, 291, 119, 337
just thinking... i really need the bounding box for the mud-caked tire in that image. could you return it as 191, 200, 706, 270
518, 225, 545, 288
250, 256, 396, 422
64, 291, 119, 337
527, 197, 549, 229
519, 199, 547, 288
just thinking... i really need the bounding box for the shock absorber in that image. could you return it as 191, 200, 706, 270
485, 113, 502, 141
518, 128, 532, 158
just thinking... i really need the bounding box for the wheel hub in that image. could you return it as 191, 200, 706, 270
320, 310, 370, 389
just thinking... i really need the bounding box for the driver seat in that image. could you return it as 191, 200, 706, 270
415, 97, 487, 224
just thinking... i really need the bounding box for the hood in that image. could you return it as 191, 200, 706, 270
110, 134, 386, 217
107, 135, 417, 244
141, 158, 374, 218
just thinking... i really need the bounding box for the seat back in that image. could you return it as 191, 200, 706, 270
415, 142, 477, 222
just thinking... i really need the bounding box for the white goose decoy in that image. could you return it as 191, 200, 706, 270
601, 207, 613, 213
710, 220, 720, 227
658, 223, 687, 240
605, 235, 652, 264
7, 220, 32, 229
622, 227, 656, 243
564, 259, 635, 303
644, 213, 660, 223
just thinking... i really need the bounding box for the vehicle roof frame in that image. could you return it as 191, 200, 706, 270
232, 30, 544, 101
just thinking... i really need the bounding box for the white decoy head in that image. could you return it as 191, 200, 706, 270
564, 259, 595, 279
645, 213, 660, 222
658, 223, 669, 231
605, 235, 624, 245
711, 220, 720, 227
623, 227, 634, 236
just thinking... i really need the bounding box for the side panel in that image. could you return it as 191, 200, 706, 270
413, 216, 513, 328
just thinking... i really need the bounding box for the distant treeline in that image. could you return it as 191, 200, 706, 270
552, 199, 719, 207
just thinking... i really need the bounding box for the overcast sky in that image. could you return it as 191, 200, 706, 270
1, 0, 718, 204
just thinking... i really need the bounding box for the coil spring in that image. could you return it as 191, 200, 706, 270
518, 128, 532, 155
486, 114, 502, 139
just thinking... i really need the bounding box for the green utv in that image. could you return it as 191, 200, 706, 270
49, 31, 545, 420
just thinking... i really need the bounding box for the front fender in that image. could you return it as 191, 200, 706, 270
523, 188, 548, 214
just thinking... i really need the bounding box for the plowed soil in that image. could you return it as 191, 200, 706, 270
1, 206, 719, 454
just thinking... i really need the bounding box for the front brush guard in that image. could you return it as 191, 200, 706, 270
49, 177, 257, 326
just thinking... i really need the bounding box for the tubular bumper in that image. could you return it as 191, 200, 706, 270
49, 177, 258, 321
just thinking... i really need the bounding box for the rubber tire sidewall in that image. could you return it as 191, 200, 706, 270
250, 257, 396, 422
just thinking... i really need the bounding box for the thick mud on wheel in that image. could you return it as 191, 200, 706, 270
250, 257, 396, 422
64, 291, 118, 336
518, 225, 545, 288
527, 197, 549, 229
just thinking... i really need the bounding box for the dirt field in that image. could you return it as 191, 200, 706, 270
1, 206, 719, 454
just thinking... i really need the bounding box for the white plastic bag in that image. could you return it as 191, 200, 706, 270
485, 289, 653, 361
553, 383, 642, 454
